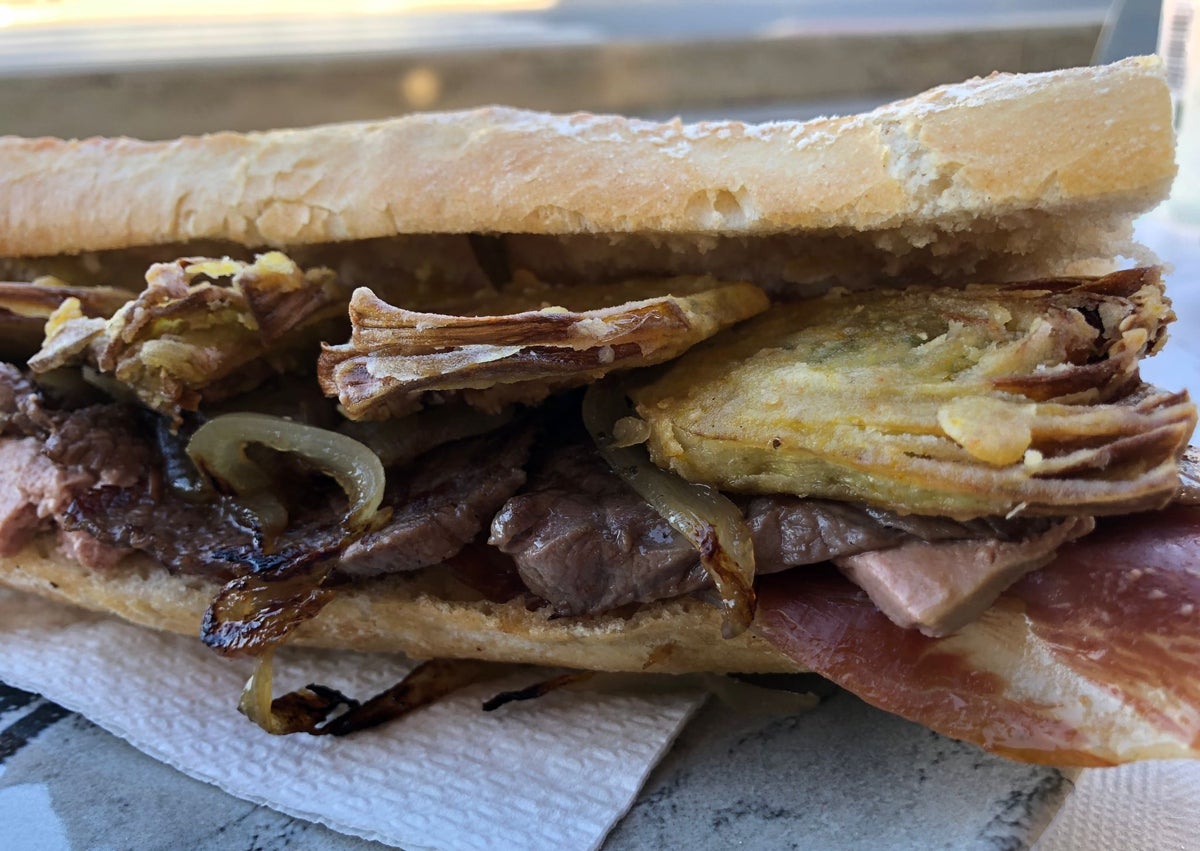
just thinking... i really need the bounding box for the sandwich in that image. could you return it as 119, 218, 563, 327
0, 56, 1196, 765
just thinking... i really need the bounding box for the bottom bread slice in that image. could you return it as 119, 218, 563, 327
0, 535, 796, 674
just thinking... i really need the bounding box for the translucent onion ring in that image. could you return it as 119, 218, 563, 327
187, 412, 386, 534
583, 380, 757, 638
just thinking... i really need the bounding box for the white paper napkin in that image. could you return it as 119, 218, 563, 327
0, 588, 704, 851
1034, 761, 1200, 851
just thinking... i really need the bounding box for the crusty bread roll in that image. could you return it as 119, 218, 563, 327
0, 56, 1179, 675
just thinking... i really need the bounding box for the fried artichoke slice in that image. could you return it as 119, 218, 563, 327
29, 253, 346, 422
318, 276, 769, 420
0, 278, 134, 361
632, 268, 1197, 519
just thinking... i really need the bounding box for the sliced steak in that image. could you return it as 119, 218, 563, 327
1, 363, 153, 486
0, 363, 164, 566
0, 368, 153, 565
0, 432, 136, 569
57, 528, 133, 571
745, 498, 909, 573
42, 405, 153, 489
338, 426, 534, 579
66, 423, 534, 581
0, 363, 34, 424
64, 486, 256, 578
0, 362, 51, 437
490, 445, 708, 615
0, 438, 52, 555
744, 497, 1053, 573
492, 443, 1068, 617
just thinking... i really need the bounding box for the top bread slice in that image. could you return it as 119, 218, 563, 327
0, 56, 1175, 260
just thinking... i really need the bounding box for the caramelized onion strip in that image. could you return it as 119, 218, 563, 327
583, 380, 756, 637
188, 414, 386, 656
202, 550, 340, 656
187, 412, 385, 534
240, 655, 507, 736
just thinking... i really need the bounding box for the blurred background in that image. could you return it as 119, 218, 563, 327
0, 0, 1167, 137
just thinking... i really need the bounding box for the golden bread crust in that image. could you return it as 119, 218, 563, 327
0, 58, 1174, 257
0, 538, 796, 673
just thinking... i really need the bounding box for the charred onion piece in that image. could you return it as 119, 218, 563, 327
202, 549, 340, 656
483, 670, 819, 716
240, 656, 506, 735
583, 380, 757, 638
482, 671, 596, 711
318, 277, 769, 420
240, 649, 342, 735
187, 412, 385, 536
190, 414, 384, 654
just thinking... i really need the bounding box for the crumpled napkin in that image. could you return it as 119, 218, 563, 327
0, 589, 704, 851
1034, 761, 1200, 851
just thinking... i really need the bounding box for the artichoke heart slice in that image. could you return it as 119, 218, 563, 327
28, 252, 346, 422
319, 276, 769, 420
631, 268, 1197, 519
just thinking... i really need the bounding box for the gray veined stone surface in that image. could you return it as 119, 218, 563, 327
0, 682, 1069, 851
604, 688, 1070, 851
0, 688, 387, 851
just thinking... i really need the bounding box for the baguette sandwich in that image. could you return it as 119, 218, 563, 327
0, 56, 1197, 764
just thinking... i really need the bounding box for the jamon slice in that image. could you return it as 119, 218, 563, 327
755, 505, 1200, 765
318, 276, 768, 420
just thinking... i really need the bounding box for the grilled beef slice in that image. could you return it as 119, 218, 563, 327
0, 364, 152, 562
489, 444, 708, 616
66, 428, 534, 580
2, 365, 534, 579
491, 444, 1056, 617
337, 426, 533, 579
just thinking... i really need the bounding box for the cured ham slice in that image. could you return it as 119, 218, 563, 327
754, 506, 1200, 765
